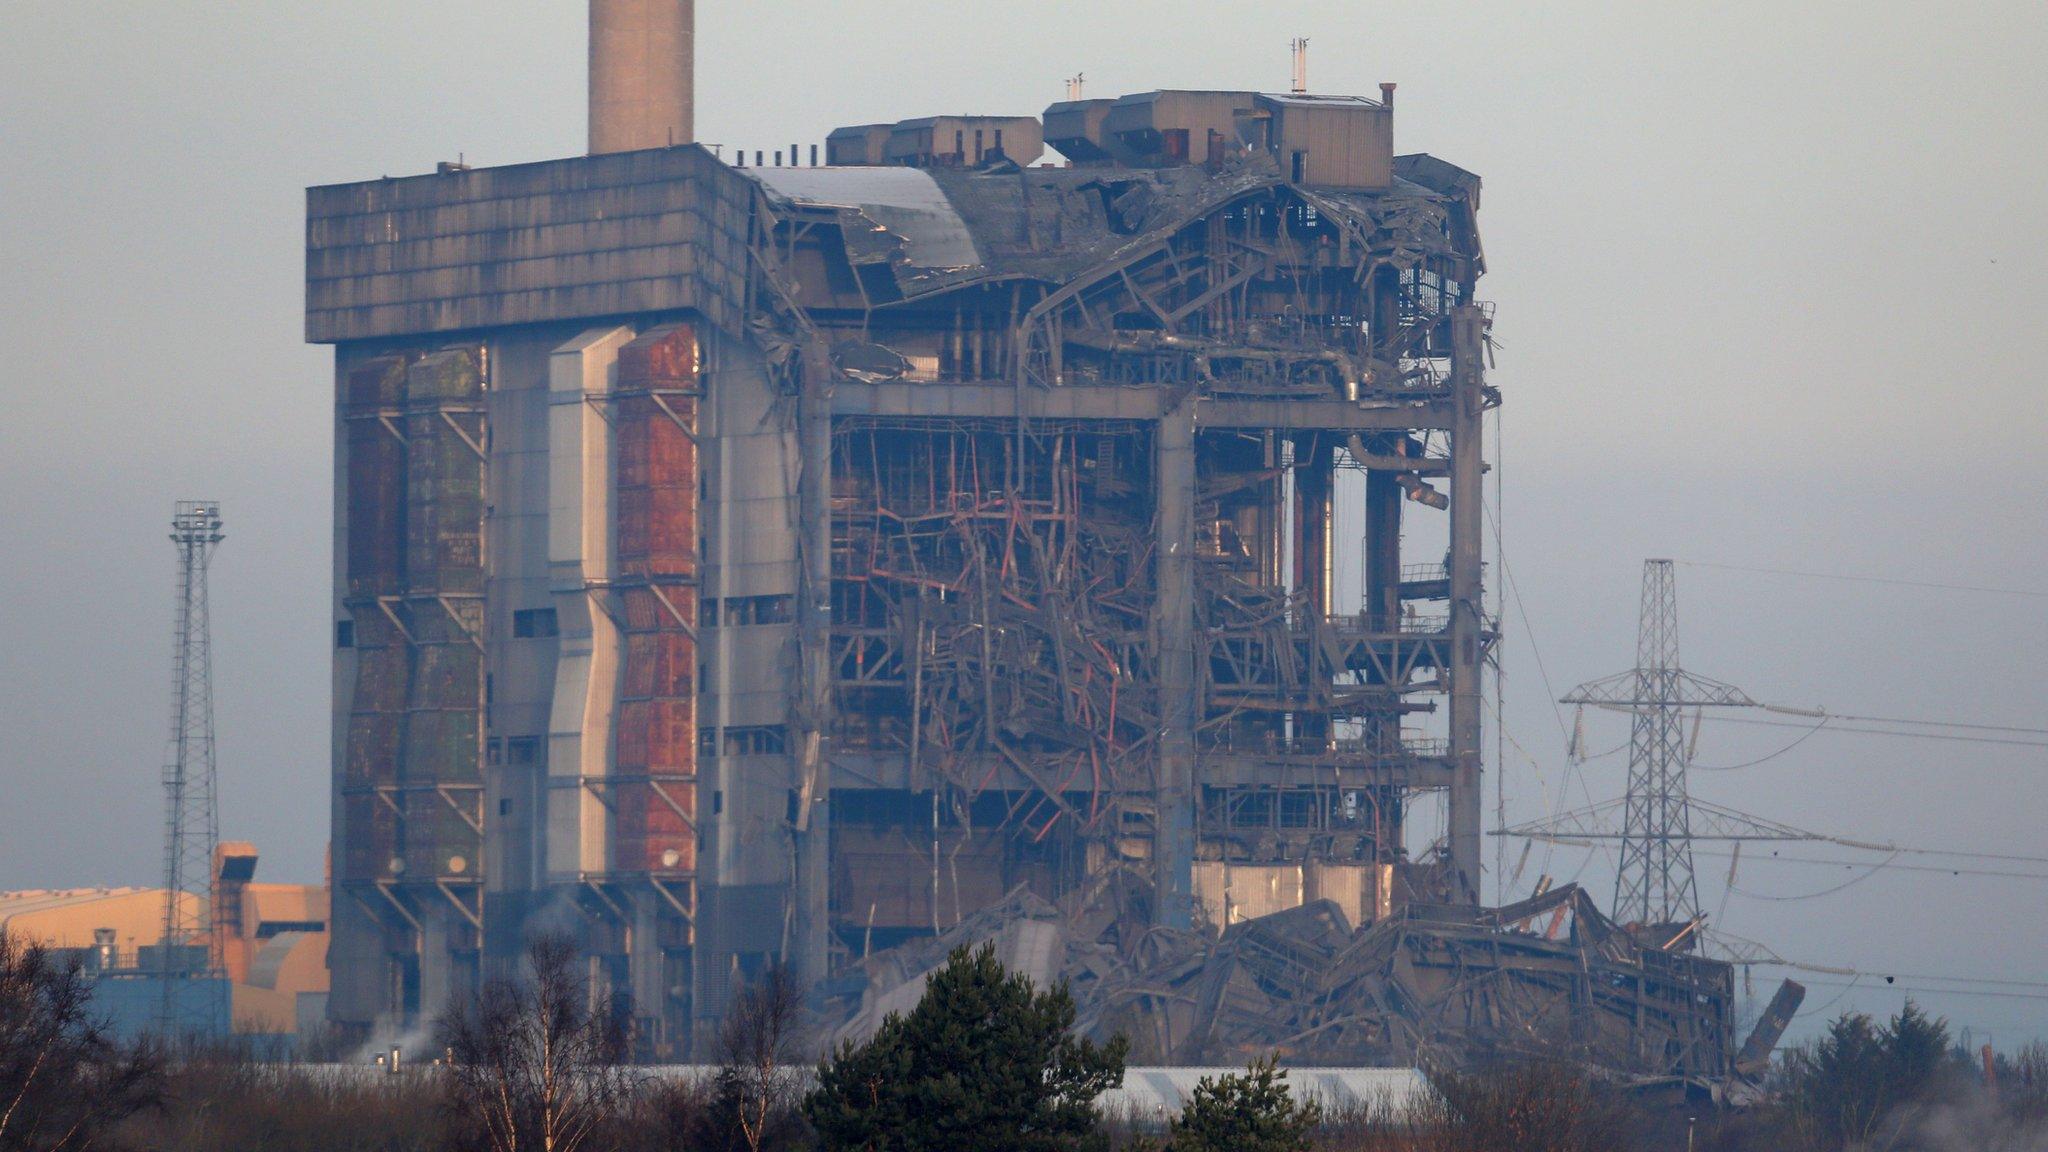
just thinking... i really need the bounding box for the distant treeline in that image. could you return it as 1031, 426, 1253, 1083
4, 928, 2045, 1152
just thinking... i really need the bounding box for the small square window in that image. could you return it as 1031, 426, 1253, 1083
513, 607, 558, 639
335, 619, 355, 648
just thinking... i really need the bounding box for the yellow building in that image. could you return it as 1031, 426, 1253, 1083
0, 844, 330, 1035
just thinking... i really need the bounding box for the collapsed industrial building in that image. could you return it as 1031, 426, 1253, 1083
307, 0, 1796, 1085
820, 881, 1789, 1088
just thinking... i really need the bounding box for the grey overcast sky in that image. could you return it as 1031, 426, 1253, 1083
2, 2, 2043, 1040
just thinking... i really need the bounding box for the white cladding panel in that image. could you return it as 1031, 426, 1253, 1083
546, 327, 635, 878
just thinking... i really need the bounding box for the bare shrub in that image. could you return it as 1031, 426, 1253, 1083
700, 965, 810, 1152
439, 933, 636, 1152
0, 929, 162, 1151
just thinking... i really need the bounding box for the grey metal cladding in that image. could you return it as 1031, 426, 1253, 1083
306, 145, 754, 343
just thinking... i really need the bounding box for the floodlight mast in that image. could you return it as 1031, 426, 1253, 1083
159, 501, 227, 1034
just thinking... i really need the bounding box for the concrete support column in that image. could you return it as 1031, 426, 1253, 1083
1446, 305, 1488, 904
1153, 400, 1197, 929
627, 890, 664, 1054
417, 904, 455, 1031
792, 341, 834, 982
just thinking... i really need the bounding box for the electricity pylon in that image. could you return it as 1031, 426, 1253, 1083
1499, 560, 1811, 928
158, 501, 227, 1034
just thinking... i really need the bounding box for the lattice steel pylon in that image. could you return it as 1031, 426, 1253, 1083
158, 501, 227, 1034
1558, 560, 1757, 926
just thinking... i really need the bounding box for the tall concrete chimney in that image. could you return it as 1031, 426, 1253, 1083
589, 0, 693, 154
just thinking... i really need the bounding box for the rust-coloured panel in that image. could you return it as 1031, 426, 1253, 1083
616, 407, 698, 578
616, 323, 699, 387
612, 325, 699, 876
621, 630, 694, 698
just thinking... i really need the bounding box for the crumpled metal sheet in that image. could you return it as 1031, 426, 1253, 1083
748, 167, 983, 270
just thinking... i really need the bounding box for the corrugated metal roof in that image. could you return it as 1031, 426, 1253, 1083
0, 887, 154, 913
747, 167, 983, 270
0, 887, 190, 949
1257, 92, 1385, 109
1101, 1067, 1430, 1121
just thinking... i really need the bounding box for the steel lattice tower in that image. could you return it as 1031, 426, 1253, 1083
1560, 560, 1756, 926
159, 500, 227, 1033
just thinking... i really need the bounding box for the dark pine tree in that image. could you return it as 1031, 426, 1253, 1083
804, 943, 1127, 1152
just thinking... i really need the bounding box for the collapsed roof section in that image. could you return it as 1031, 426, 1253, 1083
742, 152, 1482, 312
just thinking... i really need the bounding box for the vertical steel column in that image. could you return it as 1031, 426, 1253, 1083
1153, 401, 1197, 929
1364, 472, 1402, 621
1446, 305, 1487, 903
1364, 469, 1402, 757
1293, 438, 1334, 743
792, 341, 834, 981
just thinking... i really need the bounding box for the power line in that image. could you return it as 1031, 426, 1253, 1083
1855, 971, 2048, 992
1486, 505, 1570, 746
1675, 559, 2048, 601
1796, 980, 2048, 1005
1692, 847, 2048, 883
1483, 499, 1590, 891
1747, 953, 2048, 993
1727, 854, 1898, 901
1692, 718, 1831, 771
1827, 841, 2048, 867
1756, 704, 2048, 738
1695, 713, 2048, 750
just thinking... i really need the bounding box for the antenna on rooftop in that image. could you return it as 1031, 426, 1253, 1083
1067, 73, 1085, 101
1290, 38, 1310, 94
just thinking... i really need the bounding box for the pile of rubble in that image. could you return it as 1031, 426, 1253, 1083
816, 878, 1800, 1090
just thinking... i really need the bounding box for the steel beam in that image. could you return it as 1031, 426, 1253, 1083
829, 381, 1454, 431
1446, 305, 1487, 904
793, 339, 833, 983
1154, 395, 1198, 929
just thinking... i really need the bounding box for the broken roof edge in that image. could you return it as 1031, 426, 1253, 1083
747, 160, 1471, 323
1393, 152, 1482, 208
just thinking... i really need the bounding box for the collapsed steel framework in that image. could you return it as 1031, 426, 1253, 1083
772, 160, 1500, 954
309, 84, 1769, 1074
815, 880, 1779, 1086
